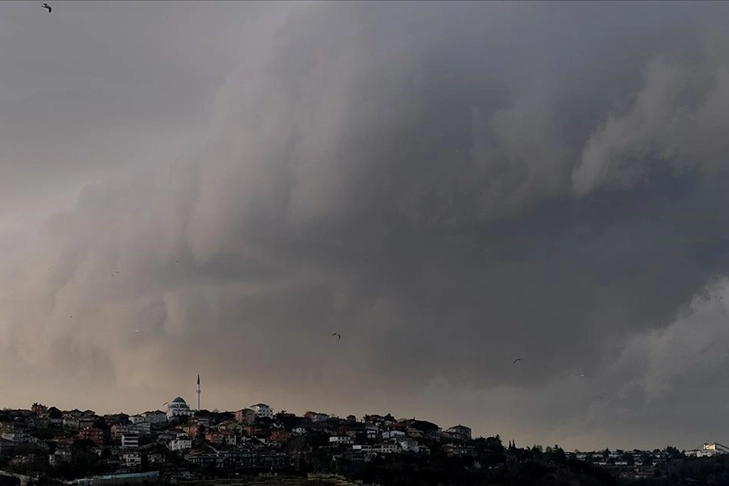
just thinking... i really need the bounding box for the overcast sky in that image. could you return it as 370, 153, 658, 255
3, 0, 729, 451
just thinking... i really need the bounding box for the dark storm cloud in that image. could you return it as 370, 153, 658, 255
3, 1, 729, 449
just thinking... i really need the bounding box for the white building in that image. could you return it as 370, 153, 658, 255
49, 448, 73, 467
398, 439, 421, 454
122, 452, 142, 467
374, 443, 401, 454
166, 397, 196, 421
381, 430, 406, 440
0, 429, 30, 444
129, 415, 146, 425
168, 434, 193, 451
329, 436, 354, 445
133, 422, 152, 436
443, 425, 472, 441
121, 433, 140, 449
697, 443, 729, 457
249, 403, 273, 419
142, 411, 168, 424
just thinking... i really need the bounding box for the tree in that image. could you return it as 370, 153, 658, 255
664, 445, 683, 461
274, 412, 300, 431
92, 419, 109, 430
622, 452, 635, 466
48, 407, 62, 420
642, 453, 654, 466
71, 439, 96, 451
548, 445, 567, 464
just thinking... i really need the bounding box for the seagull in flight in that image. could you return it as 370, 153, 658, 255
512, 358, 522, 364
42, 3, 52, 13
332, 333, 341, 340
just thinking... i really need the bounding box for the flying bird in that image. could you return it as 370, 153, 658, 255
332, 333, 341, 340
42, 3, 52, 13
512, 358, 522, 364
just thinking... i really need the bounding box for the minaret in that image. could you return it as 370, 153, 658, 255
196, 374, 201, 411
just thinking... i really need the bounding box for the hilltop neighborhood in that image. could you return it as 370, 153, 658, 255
0, 395, 727, 486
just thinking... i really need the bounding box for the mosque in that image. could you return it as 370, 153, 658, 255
166, 374, 201, 420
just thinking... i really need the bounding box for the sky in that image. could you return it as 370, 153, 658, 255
2, 0, 729, 452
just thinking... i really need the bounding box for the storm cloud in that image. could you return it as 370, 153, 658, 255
2, 1, 729, 450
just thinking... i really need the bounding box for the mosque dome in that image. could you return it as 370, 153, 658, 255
166, 396, 194, 420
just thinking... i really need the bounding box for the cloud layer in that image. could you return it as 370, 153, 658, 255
3, 1, 729, 450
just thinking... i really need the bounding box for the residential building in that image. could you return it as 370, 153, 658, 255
443, 425, 472, 441
122, 452, 143, 468
49, 448, 73, 467
112, 424, 150, 441
304, 412, 330, 422
78, 427, 105, 446
217, 421, 244, 433
205, 431, 237, 446
444, 444, 476, 457
398, 439, 422, 453
30, 417, 50, 429
382, 430, 406, 440
249, 403, 274, 419
78, 417, 96, 430
64, 416, 96, 431
235, 408, 256, 425
697, 443, 729, 457
148, 453, 165, 465
132, 422, 151, 436
184, 451, 220, 468
121, 433, 140, 449
63, 416, 80, 430
141, 411, 167, 425
168, 434, 193, 451
270, 430, 294, 443
0, 427, 30, 444
374, 443, 401, 454
330, 436, 354, 445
